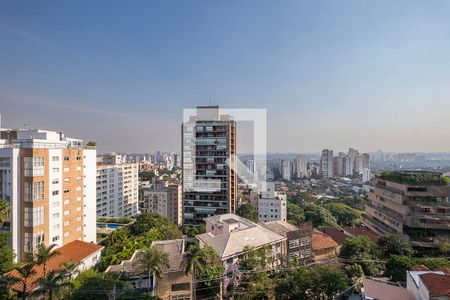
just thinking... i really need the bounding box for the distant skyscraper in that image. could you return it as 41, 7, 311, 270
182, 106, 237, 225
320, 149, 333, 178
296, 155, 308, 178
347, 148, 358, 176
280, 160, 293, 181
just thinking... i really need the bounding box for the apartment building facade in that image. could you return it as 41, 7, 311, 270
140, 183, 182, 226
320, 149, 333, 178
0, 128, 96, 261
363, 171, 450, 249
96, 163, 139, 218
182, 106, 237, 225
257, 182, 287, 222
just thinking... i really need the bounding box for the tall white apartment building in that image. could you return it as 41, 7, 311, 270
140, 184, 182, 225
96, 163, 139, 218
0, 127, 96, 261
258, 182, 287, 222
320, 149, 333, 178
280, 160, 293, 181
296, 155, 308, 179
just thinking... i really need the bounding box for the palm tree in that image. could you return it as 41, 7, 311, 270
0, 199, 9, 227
35, 244, 59, 277
0, 273, 20, 299
32, 270, 69, 300
182, 244, 203, 278
12, 263, 36, 300
134, 247, 169, 295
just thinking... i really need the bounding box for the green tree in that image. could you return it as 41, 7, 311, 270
287, 202, 305, 226
0, 273, 19, 300
346, 264, 364, 285
340, 236, 383, 276
10, 263, 36, 300
0, 233, 15, 274
134, 247, 169, 295
0, 200, 9, 227
385, 255, 418, 283
71, 270, 134, 300
377, 234, 414, 258
304, 204, 339, 228
324, 203, 361, 227
236, 203, 258, 222
32, 270, 69, 300
439, 242, 450, 255
35, 244, 59, 277
275, 264, 347, 300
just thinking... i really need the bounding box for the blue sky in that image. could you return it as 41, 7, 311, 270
1, 1, 450, 153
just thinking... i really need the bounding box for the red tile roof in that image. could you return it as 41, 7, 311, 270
363, 278, 415, 300
319, 228, 347, 245
344, 227, 380, 242
6, 240, 103, 292
312, 231, 339, 251
411, 265, 430, 271
420, 273, 450, 297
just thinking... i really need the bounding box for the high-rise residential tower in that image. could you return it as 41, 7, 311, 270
0, 127, 96, 261
182, 106, 237, 225
96, 161, 139, 218
320, 149, 333, 178
296, 155, 308, 179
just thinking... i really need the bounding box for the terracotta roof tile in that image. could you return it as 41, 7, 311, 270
344, 227, 380, 242
312, 230, 339, 251
420, 273, 450, 297
411, 265, 430, 271
6, 240, 103, 292
318, 228, 347, 245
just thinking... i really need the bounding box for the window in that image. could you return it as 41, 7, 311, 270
64, 167, 70, 172
52, 179, 59, 185
64, 199, 70, 205
24, 206, 44, 227
64, 189, 70, 194
64, 210, 70, 216
52, 167, 59, 173
53, 213, 60, 219
64, 231, 70, 237
289, 239, 299, 249
52, 190, 59, 196
52, 236, 59, 242
24, 231, 44, 253
52, 156, 59, 161
64, 221, 70, 226
24, 157, 44, 177
64, 156, 70, 161
171, 283, 191, 292
24, 181, 44, 202
52, 201, 60, 207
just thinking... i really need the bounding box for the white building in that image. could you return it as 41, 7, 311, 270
362, 168, 371, 183
0, 127, 96, 261
320, 149, 333, 178
140, 184, 183, 226
407, 266, 450, 300
258, 182, 287, 222
96, 163, 139, 218
296, 155, 308, 179
280, 160, 293, 181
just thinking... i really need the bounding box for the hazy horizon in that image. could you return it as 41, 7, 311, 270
2, 1, 450, 153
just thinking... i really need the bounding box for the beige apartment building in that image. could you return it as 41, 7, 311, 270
140, 183, 182, 225
0, 128, 96, 261
363, 171, 450, 249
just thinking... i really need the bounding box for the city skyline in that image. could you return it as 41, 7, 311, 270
2, 1, 450, 153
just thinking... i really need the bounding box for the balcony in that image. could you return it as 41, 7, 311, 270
362, 214, 398, 234
404, 215, 450, 230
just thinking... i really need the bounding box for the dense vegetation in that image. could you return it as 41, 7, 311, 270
236, 203, 258, 223
98, 213, 183, 271
379, 171, 450, 186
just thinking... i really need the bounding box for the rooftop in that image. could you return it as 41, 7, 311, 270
7, 241, 103, 292
362, 277, 415, 300
420, 273, 450, 297
378, 171, 449, 186
312, 230, 339, 251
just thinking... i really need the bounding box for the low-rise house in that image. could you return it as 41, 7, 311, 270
260, 221, 312, 264
407, 265, 450, 300
196, 214, 286, 274
7, 240, 103, 293
106, 239, 192, 300
319, 227, 380, 247
312, 230, 339, 262
335, 277, 415, 300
